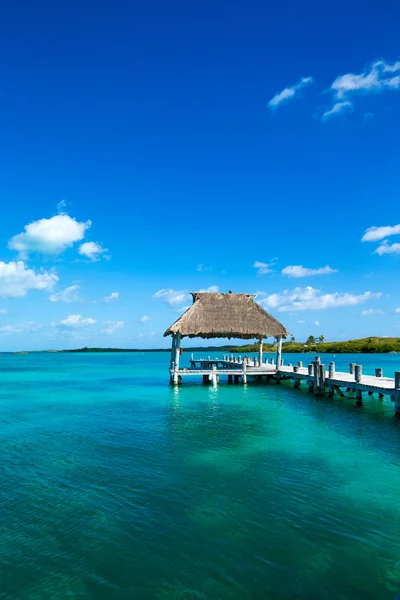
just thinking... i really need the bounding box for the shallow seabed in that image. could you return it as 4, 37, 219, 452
1, 351, 400, 599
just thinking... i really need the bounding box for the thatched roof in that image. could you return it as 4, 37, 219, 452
164, 292, 289, 340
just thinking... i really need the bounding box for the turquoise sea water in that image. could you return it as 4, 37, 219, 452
2, 351, 400, 600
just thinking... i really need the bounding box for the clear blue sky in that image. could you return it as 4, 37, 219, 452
0, 0, 399, 350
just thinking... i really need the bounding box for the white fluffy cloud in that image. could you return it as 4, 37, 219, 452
102, 320, 125, 334
374, 242, 400, 255
259, 286, 382, 312
49, 284, 81, 303
267, 76, 314, 109
153, 288, 191, 306
0, 261, 58, 298
8, 214, 91, 258
281, 265, 338, 278
79, 241, 108, 261
104, 292, 119, 303
199, 285, 219, 293
254, 261, 275, 276
362, 224, 400, 242
58, 314, 96, 328
154, 286, 218, 308
322, 101, 352, 120
140, 315, 151, 323
0, 322, 41, 336
361, 309, 384, 316
330, 60, 400, 100
324, 59, 400, 119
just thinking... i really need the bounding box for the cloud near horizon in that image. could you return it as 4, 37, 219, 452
102, 320, 124, 334
0, 261, 58, 298
57, 314, 96, 328
259, 286, 382, 312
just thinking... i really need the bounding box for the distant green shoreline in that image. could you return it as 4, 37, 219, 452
59, 337, 400, 354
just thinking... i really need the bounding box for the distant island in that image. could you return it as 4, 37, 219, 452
62, 337, 400, 354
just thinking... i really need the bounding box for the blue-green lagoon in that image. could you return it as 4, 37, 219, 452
2, 351, 400, 599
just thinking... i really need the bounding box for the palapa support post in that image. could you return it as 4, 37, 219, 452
172, 332, 182, 385
170, 334, 176, 369
276, 335, 283, 368
395, 373, 400, 415
258, 338, 263, 367
355, 365, 362, 405
242, 360, 247, 384
170, 333, 180, 384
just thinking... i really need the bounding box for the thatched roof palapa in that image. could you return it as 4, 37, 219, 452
164, 292, 289, 340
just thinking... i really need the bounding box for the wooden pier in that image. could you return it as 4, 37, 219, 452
164, 292, 400, 416
171, 355, 400, 415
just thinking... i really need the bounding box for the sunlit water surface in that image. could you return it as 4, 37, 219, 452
1, 351, 400, 599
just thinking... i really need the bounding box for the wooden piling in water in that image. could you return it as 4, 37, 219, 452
355, 365, 362, 405
395, 372, 400, 415
308, 363, 314, 392
319, 364, 326, 397
314, 361, 320, 395
293, 365, 300, 388
375, 368, 385, 399
328, 362, 335, 397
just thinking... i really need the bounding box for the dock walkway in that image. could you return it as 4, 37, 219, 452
172, 355, 400, 414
